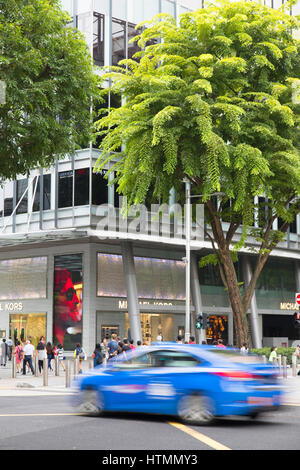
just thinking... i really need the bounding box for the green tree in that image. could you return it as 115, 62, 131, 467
0, 0, 98, 179
95, 1, 300, 347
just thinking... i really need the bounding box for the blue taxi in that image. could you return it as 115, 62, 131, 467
71, 343, 285, 425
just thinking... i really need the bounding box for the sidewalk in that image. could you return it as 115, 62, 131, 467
0, 360, 300, 404
0, 359, 86, 394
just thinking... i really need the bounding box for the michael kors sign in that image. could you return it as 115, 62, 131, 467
118, 300, 173, 309
0, 302, 23, 312
280, 302, 299, 311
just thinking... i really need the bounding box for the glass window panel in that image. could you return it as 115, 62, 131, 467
76, 11, 93, 48
75, 168, 90, 206
4, 198, 13, 217
290, 217, 297, 234
16, 179, 28, 215
93, 12, 105, 66
112, 17, 126, 65
33, 175, 51, 212
0, 186, 3, 218
43, 174, 51, 210
0, 257, 47, 300
58, 171, 73, 208
128, 23, 142, 60
254, 258, 296, 291
92, 170, 108, 205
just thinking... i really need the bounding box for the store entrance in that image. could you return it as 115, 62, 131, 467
125, 313, 175, 344
10, 313, 47, 348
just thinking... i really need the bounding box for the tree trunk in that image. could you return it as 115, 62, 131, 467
219, 247, 248, 348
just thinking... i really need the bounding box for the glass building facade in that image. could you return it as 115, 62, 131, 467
0, 0, 299, 352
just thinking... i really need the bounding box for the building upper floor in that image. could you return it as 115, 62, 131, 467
59, 0, 300, 69
0, 148, 300, 259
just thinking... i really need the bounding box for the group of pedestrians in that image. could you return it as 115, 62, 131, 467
7, 336, 67, 376
92, 334, 145, 367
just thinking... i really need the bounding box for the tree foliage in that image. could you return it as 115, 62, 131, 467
0, 0, 98, 179
95, 1, 300, 346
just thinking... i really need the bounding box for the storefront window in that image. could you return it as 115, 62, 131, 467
53, 254, 83, 350
263, 314, 299, 341
10, 313, 46, 348
205, 315, 228, 345
125, 312, 175, 343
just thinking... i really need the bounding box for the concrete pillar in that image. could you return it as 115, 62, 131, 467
121, 241, 142, 344
190, 253, 206, 343
243, 256, 262, 348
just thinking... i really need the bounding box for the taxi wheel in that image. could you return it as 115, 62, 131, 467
80, 389, 104, 416
178, 394, 214, 425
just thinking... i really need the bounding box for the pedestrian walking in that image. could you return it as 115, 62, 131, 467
101, 337, 108, 364
107, 333, 119, 361
269, 346, 278, 363
22, 340, 35, 375
176, 335, 183, 344
92, 343, 103, 368
73, 343, 86, 374
46, 342, 55, 371
37, 340, 46, 374
0, 339, 8, 366
137, 340, 142, 347
6, 337, 13, 360
56, 344, 66, 371
14, 341, 23, 374
129, 339, 135, 351
240, 342, 249, 355
189, 336, 196, 344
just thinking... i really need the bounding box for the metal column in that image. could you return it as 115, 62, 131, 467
243, 256, 262, 348
190, 253, 206, 343
121, 241, 142, 344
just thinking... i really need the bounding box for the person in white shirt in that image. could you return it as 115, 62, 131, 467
22, 340, 35, 375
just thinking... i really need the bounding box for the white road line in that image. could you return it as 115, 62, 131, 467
168, 421, 231, 451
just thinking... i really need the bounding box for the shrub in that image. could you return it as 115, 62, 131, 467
250, 348, 296, 365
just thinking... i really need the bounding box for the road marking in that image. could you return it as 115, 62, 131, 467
0, 413, 85, 417
168, 421, 231, 451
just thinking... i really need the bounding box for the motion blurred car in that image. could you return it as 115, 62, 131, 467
71, 343, 285, 425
